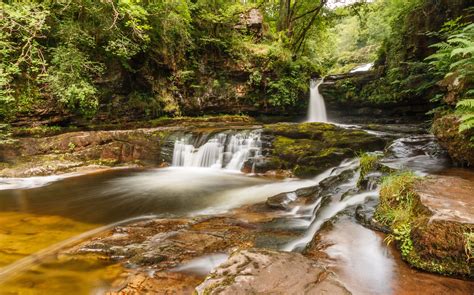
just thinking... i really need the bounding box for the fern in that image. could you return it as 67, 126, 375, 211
457, 99, 474, 110
427, 20, 474, 139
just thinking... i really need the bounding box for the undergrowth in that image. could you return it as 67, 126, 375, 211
375, 171, 420, 257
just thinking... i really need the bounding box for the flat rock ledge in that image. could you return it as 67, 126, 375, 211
195, 249, 350, 295
416, 174, 474, 224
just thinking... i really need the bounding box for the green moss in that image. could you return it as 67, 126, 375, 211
464, 231, 473, 262
357, 152, 382, 187
264, 122, 385, 178
375, 171, 419, 225
376, 172, 472, 278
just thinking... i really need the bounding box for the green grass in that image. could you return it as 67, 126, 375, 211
375, 171, 420, 256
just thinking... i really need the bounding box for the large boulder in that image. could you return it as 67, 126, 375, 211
375, 171, 474, 278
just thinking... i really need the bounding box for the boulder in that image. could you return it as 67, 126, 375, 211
375, 171, 474, 278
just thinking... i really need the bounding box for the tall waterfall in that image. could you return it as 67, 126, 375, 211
307, 78, 327, 122
172, 131, 262, 170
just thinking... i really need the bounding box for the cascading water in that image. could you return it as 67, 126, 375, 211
350, 62, 374, 73
172, 130, 262, 170
307, 78, 328, 122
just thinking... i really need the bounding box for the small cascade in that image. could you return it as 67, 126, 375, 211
172, 130, 262, 170
350, 62, 374, 73
307, 78, 328, 122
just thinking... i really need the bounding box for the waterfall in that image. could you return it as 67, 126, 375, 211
172, 130, 262, 170
307, 78, 327, 122
350, 62, 374, 73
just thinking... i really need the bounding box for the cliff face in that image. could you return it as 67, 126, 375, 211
319, 72, 431, 124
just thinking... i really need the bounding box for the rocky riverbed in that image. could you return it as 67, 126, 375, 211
0, 120, 472, 294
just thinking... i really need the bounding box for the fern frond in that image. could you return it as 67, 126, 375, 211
456, 99, 474, 109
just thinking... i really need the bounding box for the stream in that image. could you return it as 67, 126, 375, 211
0, 125, 472, 294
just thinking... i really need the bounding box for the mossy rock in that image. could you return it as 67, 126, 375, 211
432, 114, 474, 167
262, 122, 385, 178
375, 172, 474, 278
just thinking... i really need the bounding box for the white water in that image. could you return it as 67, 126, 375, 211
323, 218, 395, 295
0, 175, 66, 190
281, 158, 379, 251
307, 79, 328, 122
172, 131, 262, 170
350, 62, 374, 73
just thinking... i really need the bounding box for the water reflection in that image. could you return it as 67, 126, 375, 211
323, 218, 395, 295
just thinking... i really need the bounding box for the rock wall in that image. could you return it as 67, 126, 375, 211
319, 72, 432, 124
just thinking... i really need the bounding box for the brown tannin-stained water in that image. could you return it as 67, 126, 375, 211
0, 166, 317, 293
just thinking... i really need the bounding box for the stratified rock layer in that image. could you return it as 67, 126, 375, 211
195, 249, 350, 295
378, 170, 474, 278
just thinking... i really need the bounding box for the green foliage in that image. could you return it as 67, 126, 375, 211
389, 222, 414, 257
376, 171, 420, 259
427, 21, 474, 139
1, 0, 331, 120
357, 152, 381, 187
0, 2, 49, 118
465, 231, 474, 262
2, 0, 461, 122
375, 171, 419, 225
46, 44, 104, 117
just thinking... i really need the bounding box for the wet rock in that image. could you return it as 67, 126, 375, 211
432, 114, 474, 167
357, 171, 383, 191
266, 185, 321, 210
195, 249, 350, 295
107, 272, 202, 295
320, 169, 355, 190
261, 122, 386, 178
261, 169, 294, 179
355, 202, 391, 234
73, 217, 260, 275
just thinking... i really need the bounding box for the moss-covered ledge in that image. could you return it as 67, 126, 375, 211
375, 172, 473, 278
258, 122, 386, 178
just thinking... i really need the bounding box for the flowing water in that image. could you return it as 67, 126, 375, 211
172, 130, 262, 170
0, 126, 471, 294
350, 62, 374, 73
307, 79, 328, 122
